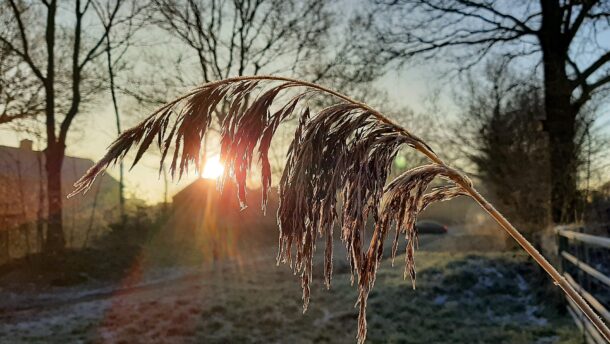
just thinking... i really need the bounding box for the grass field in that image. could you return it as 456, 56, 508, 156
0, 245, 580, 343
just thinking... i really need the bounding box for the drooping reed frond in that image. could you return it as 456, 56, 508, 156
69, 76, 468, 342
70, 75, 610, 344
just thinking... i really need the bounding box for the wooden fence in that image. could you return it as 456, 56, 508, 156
556, 225, 610, 344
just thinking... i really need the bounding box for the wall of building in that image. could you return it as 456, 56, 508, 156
0, 141, 121, 262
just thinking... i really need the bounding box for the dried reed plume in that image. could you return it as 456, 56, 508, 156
69, 76, 610, 343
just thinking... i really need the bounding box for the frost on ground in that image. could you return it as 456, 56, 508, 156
0, 251, 580, 343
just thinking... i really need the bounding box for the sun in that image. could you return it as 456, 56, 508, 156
201, 155, 225, 179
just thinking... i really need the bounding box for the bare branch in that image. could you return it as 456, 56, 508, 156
77, 0, 121, 70
0, 112, 33, 125
453, 0, 538, 34
573, 51, 610, 88
150, 0, 330, 81
565, 0, 599, 41
60, 0, 124, 144
2, 0, 45, 81
362, 0, 540, 72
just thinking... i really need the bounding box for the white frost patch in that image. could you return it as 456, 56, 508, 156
516, 273, 529, 292
433, 295, 448, 305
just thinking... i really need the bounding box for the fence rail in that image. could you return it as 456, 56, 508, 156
556, 226, 610, 344
557, 227, 610, 249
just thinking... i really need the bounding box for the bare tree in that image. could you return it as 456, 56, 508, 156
0, 8, 44, 125
149, 0, 389, 103
120, 0, 361, 184
94, 0, 147, 225
152, 0, 330, 82
0, 0, 140, 253
453, 62, 551, 236
361, 0, 610, 223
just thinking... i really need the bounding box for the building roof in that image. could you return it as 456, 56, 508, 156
0, 140, 117, 189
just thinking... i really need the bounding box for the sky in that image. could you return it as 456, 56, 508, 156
1, 1, 609, 204
0, 65, 438, 203
4, 63, 606, 204
1, 53, 609, 204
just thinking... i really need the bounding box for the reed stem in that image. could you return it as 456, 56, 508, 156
135, 75, 610, 341
415, 144, 610, 343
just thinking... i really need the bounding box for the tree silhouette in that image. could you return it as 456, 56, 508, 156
0, 0, 143, 252
360, 0, 610, 223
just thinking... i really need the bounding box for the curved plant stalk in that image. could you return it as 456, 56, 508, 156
70, 75, 610, 343
415, 148, 610, 344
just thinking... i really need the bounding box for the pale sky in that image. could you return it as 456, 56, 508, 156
2, 60, 609, 204
1, 2, 609, 204
0, 65, 436, 203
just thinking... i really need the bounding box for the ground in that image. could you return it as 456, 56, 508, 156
0, 230, 580, 343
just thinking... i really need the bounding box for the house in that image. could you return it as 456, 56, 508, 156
168, 178, 279, 262
0, 139, 120, 260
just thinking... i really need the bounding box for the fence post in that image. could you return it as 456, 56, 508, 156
576, 227, 591, 294
557, 228, 567, 273
575, 227, 587, 343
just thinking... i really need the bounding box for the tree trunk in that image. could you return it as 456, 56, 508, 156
538, 0, 580, 224
44, 142, 65, 253
105, 37, 126, 225
36, 150, 45, 252
542, 49, 578, 223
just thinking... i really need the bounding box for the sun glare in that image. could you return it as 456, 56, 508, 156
201, 155, 225, 179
